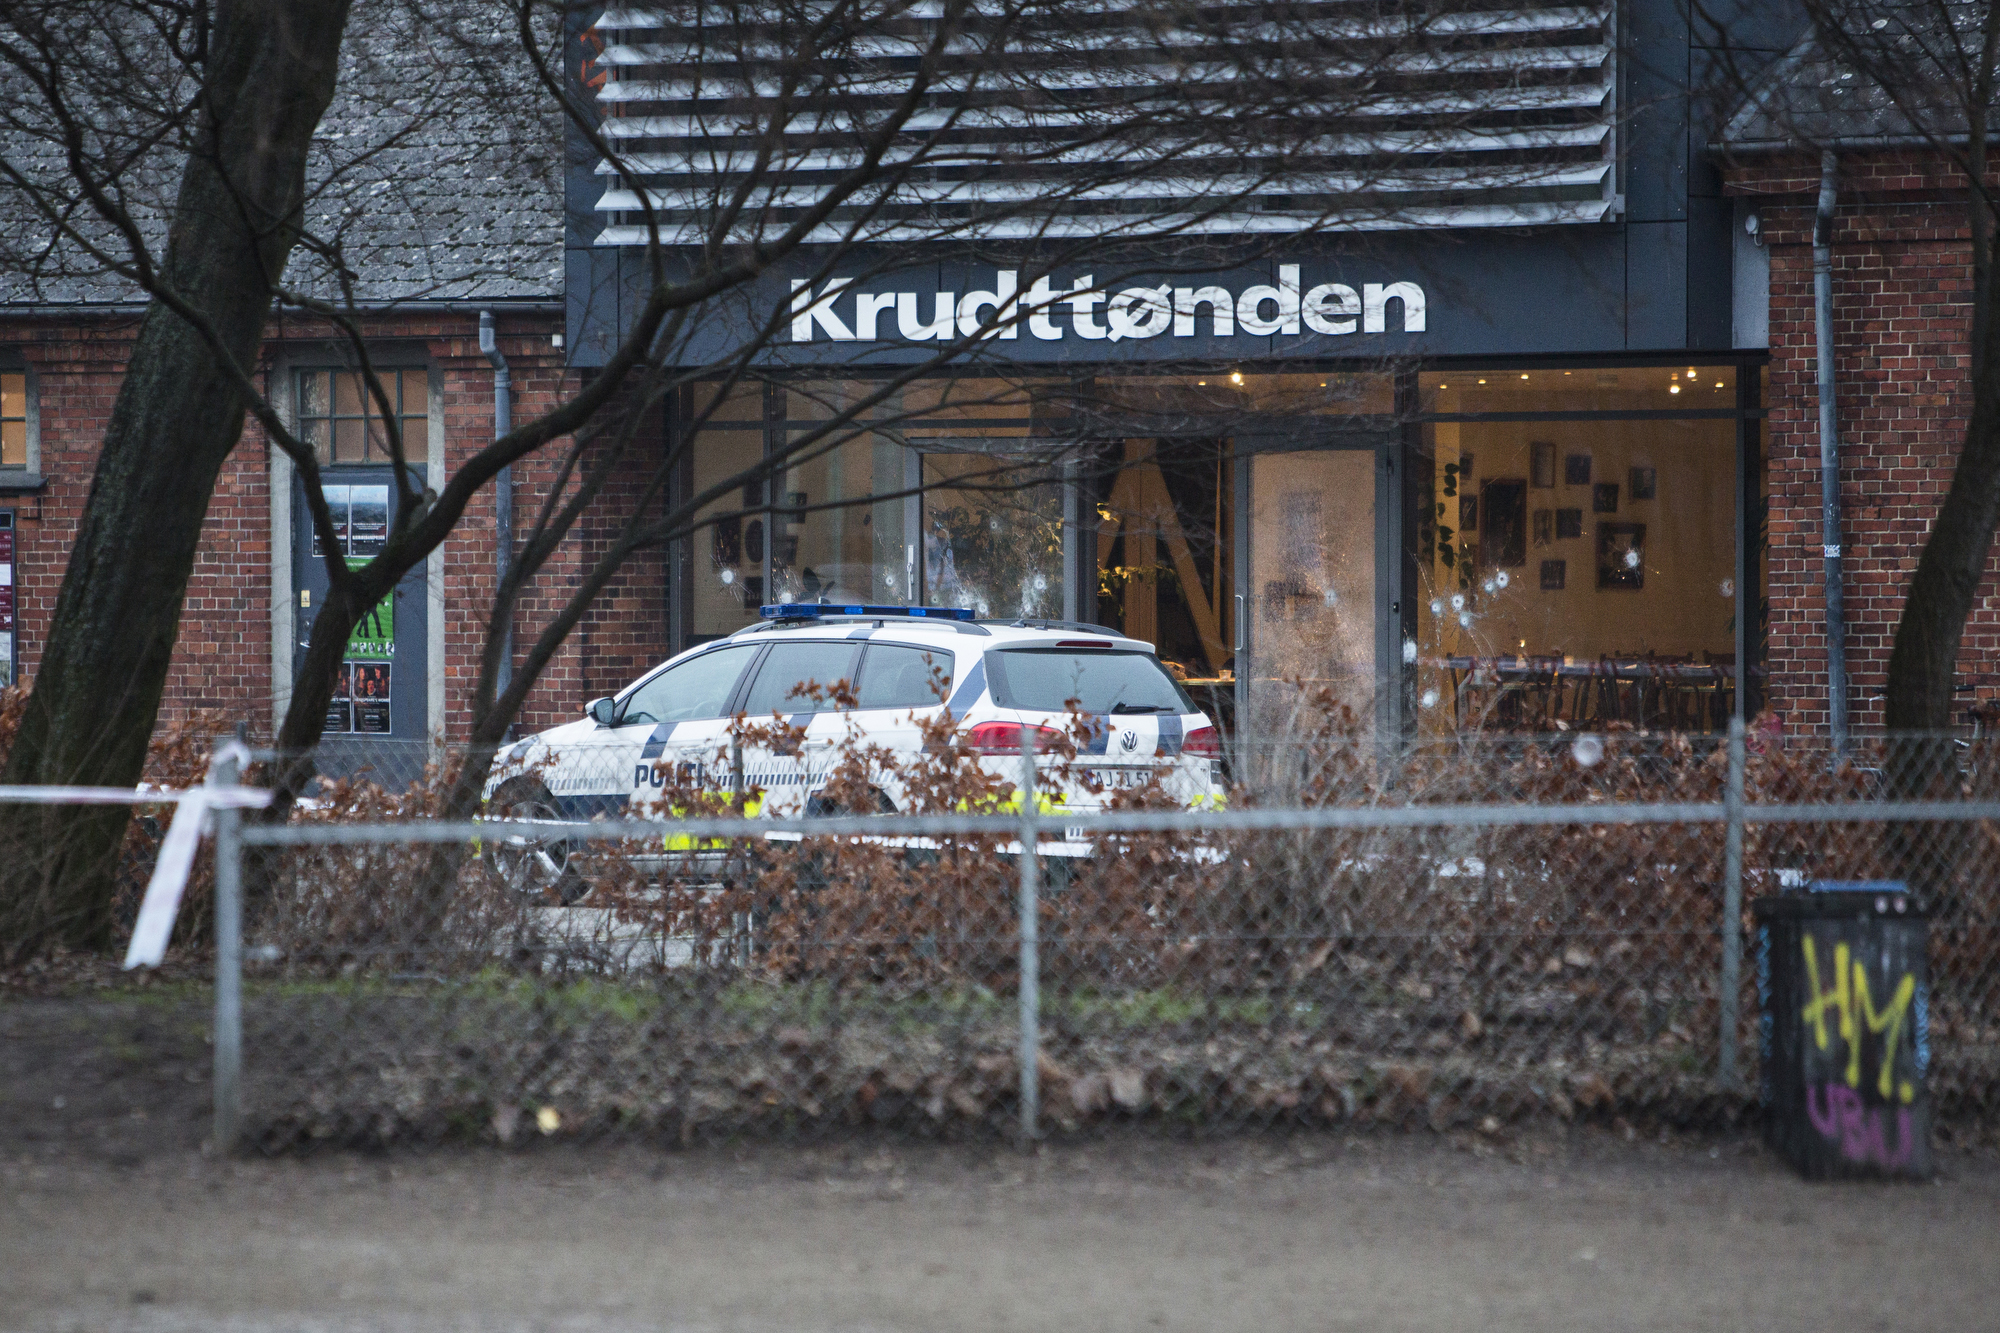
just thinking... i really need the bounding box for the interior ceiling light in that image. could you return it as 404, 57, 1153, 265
1520, 373, 1529, 380
1669, 384, 1682, 394
1477, 378, 1487, 385
1230, 371, 1243, 384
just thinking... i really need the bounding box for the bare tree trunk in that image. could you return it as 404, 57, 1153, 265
1883, 18, 2000, 747
1881, 19, 2000, 907
1882, 358, 2000, 740
0, 0, 351, 953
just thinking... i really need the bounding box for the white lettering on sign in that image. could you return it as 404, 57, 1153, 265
789, 269, 1426, 343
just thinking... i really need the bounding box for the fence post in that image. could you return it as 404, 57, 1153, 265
1018, 729, 1040, 1144
1719, 715, 1747, 1093
212, 747, 244, 1154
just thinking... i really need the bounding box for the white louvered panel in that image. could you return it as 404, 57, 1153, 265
584, 1, 1617, 244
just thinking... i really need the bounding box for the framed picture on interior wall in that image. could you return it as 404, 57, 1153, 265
1596, 522, 1646, 590
1629, 465, 1656, 500
1531, 441, 1556, 488
1593, 482, 1619, 513
1556, 508, 1583, 539
1533, 509, 1553, 546
1460, 493, 1478, 530
1479, 478, 1528, 568
1564, 452, 1591, 486
1541, 559, 1566, 590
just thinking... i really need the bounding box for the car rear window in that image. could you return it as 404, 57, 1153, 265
984, 648, 1192, 714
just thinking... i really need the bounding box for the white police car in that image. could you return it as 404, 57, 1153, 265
483, 604, 1223, 897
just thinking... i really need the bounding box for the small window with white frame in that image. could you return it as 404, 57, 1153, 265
296, 367, 428, 465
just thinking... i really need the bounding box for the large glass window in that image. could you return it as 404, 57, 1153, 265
1247, 447, 1376, 691
678, 366, 1756, 738
922, 450, 1062, 619
1413, 365, 1743, 734
0, 372, 27, 469
686, 376, 1067, 644
1093, 436, 1233, 681
298, 368, 429, 465
886, 378, 1057, 616
773, 428, 910, 606
688, 379, 768, 643
1084, 373, 1390, 685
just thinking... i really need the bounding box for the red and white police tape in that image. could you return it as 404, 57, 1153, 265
0, 740, 271, 969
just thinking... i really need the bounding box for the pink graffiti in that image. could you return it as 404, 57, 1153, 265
1805, 1083, 1915, 1168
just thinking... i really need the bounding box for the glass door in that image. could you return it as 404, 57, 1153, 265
1090, 437, 1233, 672
293, 470, 429, 757
1236, 442, 1386, 748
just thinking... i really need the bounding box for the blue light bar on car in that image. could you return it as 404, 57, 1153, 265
759, 603, 977, 622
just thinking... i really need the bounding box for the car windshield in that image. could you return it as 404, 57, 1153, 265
984, 648, 1192, 714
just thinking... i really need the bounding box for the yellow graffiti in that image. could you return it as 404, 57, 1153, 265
1801, 936, 1917, 1102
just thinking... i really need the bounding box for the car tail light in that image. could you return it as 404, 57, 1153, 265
966, 720, 1064, 754
1182, 725, 1222, 759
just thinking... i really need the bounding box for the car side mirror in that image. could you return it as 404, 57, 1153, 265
586, 696, 619, 727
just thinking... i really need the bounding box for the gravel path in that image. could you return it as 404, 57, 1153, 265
3, 1131, 1996, 1333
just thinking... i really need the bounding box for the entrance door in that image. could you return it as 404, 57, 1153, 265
1236, 442, 1389, 743
294, 470, 429, 769
1090, 437, 1234, 676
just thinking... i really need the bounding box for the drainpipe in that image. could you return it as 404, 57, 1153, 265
1813, 150, 1849, 754
478, 311, 515, 728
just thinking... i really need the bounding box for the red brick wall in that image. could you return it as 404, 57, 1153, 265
0, 307, 674, 750
1727, 151, 1993, 734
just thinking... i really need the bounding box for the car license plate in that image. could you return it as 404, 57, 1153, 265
1089, 766, 1156, 790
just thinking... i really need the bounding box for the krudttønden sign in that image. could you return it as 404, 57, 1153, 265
788, 267, 1427, 343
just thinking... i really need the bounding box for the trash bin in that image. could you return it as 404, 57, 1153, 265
1753, 885, 1930, 1180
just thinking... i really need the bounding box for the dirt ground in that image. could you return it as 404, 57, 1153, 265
4, 994, 1998, 1333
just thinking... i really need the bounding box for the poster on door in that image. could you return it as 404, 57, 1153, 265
322, 660, 395, 735
351, 663, 391, 733
341, 556, 395, 659
311, 485, 390, 559
0, 514, 14, 689
320, 551, 397, 735
323, 662, 352, 733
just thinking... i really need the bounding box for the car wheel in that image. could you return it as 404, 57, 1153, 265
486, 780, 591, 905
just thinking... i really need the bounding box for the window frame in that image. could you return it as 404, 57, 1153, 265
616, 641, 762, 725
736, 638, 863, 718
854, 641, 956, 711
294, 365, 431, 467
0, 365, 41, 475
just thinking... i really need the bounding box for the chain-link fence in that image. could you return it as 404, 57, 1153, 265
152, 721, 1996, 1151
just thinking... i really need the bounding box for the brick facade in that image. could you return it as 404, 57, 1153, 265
1725, 151, 1991, 734
0, 306, 673, 748
7, 154, 1988, 750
